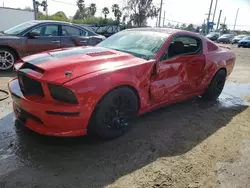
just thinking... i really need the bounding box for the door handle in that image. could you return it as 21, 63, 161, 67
52, 40, 60, 43
80, 40, 87, 43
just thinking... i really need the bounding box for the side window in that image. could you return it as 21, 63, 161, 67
61, 26, 87, 36
166, 36, 202, 59
207, 41, 218, 52
31, 25, 59, 37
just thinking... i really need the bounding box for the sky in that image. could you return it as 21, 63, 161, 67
0, 0, 250, 30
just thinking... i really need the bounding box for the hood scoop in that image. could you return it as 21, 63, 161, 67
86, 51, 115, 57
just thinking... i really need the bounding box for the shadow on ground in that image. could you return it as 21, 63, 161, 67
0, 91, 248, 188
0, 70, 16, 78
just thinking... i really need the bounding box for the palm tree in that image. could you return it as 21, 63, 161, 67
112, 4, 122, 22
89, 3, 96, 16
102, 7, 110, 20
41, 0, 48, 12
35, 1, 40, 12
112, 4, 119, 17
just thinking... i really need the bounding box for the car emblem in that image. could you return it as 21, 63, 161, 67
65, 71, 72, 77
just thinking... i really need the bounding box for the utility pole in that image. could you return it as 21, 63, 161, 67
216, 9, 222, 30
224, 16, 226, 25
163, 11, 166, 27
158, 0, 163, 27
32, 0, 37, 20
207, 0, 214, 34
233, 8, 239, 30
212, 0, 218, 28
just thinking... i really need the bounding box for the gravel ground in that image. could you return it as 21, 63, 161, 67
0, 45, 250, 188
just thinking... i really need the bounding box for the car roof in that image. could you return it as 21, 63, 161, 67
32, 20, 70, 24
123, 27, 200, 36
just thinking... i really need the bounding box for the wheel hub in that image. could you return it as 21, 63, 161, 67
0, 51, 14, 70
112, 112, 128, 128
0, 57, 6, 63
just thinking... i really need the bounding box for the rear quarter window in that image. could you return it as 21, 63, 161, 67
207, 41, 218, 52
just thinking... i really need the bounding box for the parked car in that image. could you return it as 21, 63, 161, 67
206, 32, 220, 41
231, 35, 247, 44
9, 28, 236, 139
217, 34, 234, 43
0, 20, 106, 71
238, 36, 250, 48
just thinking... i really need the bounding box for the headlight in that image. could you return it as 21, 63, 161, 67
48, 84, 78, 104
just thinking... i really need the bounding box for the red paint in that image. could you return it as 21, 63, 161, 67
8, 28, 236, 137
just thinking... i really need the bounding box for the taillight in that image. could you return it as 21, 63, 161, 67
48, 84, 78, 104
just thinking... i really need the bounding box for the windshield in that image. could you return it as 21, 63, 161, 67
4, 21, 38, 35
97, 31, 169, 60
221, 34, 231, 38
236, 35, 246, 39
206, 32, 218, 37
242, 36, 250, 40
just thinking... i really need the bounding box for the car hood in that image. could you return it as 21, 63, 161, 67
19, 46, 146, 84
0, 33, 21, 39
233, 37, 243, 40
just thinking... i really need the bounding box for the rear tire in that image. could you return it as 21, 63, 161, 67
202, 70, 226, 100
89, 87, 138, 139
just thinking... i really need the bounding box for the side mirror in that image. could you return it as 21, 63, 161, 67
160, 52, 168, 61
28, 31, 40, 39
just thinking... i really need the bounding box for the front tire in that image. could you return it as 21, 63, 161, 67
0, 48, 17, 71
89, 87, 138, 139
202, 70, 226, 100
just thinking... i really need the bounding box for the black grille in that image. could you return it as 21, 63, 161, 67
18, 72, 44, 97
15, 105, 43, 124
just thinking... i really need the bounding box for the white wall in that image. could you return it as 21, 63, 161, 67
0, 7, 35, 31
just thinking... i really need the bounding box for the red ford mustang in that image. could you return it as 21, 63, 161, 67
8, 28, 236, 139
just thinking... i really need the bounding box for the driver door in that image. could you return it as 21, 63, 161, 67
150, 34, 205, 103
24, 24, 61, 56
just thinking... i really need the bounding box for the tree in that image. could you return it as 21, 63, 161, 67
175, 24, 180, 29
186, 24, 194, 31
40, 0, 48, 11
102, 7, 110, 20
89, 3, 97, 16
167, 22, 174, 28
35, 1, 47, 12
180, 23, 187, 30
52, 11, 68, 20
23, 6, 33, 11
124, 0, 159, 27
220, 24, 228, 34
74, 0, 85, 19
112, 4, 122, 22
35, 1, 40, 12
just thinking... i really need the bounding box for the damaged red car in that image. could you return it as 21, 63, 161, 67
8, 28, 236, 139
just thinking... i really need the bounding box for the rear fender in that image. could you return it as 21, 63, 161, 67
201, 60, 227, 87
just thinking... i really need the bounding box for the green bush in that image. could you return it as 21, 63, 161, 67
38, 12, 117, 24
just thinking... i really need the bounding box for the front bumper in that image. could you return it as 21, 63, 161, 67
238, 43, 250, 47
8, 78, 87, 137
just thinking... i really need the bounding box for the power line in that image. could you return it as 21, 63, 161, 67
51, 0, 76, 6
158, 16, 250, 28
